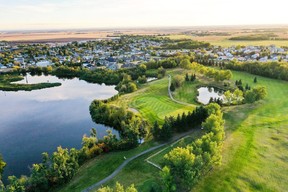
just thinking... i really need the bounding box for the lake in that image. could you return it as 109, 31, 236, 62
197, 86, 224, 105
0, 74, 118, 180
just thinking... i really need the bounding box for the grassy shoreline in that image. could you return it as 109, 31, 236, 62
0, 74, 61, 91
55, 68, 288, 192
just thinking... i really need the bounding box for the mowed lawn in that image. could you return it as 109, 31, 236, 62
193, 71, 288, 192
112, 69, 195, 124
55, 69, 194, 192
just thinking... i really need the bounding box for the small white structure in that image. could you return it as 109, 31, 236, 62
36, 60, 52, 67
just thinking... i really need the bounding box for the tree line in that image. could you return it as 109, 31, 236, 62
225, 61, 288, 81
152, 106, 208, 141
160, 103, 225, 191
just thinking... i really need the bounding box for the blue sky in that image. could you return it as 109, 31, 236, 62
0, 0, 287, 30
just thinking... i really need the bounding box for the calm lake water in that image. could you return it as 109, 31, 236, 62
197, 86, 224, 105
0, 74, 118, 180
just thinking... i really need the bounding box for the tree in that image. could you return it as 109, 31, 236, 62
0, 154, 5, 179
160, 166, 176, 192
224, 90, 232, 104
164, 147, 196, 191
191, 74, 196, 81
233, 89, 244, 104
170, 83, 176, 92
90, 128, 97, 138
253, 86, 267, 100
172, 75, 184, 88
6, 175, 28, 192
0, 154, 6, 191
244, 90, 257, 103
152, 121, 160, 140
157, 67, 166, 78
180, 59, 191, 69
185, 73, 190, 81
161, 120, 173, 141
96, 182, 138, 192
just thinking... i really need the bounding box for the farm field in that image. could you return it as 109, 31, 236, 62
166, 34, 288, 47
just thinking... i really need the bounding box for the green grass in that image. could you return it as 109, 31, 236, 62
112, 69, 195, 124
56, 69, 194, 191
59, 69, 288, 192
172, 80, 200, 105
0, 74, 61, 91
93, 132, 201, 192
192, 71, 288, 192
54, 141, 159, 192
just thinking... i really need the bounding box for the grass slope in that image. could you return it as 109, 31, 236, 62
112, 69, 195, 124
55, 69, 194, 192
58, 69, 288, 192
193, 71, 288, 192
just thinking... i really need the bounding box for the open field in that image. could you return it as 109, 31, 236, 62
193, 71, 288, 192
0, 28, 180, 43
166, 34, 288, 47
2, 25, 288, 45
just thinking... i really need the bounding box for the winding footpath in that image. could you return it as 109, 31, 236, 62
167, 75, 194, 106
82, 75, 194, 192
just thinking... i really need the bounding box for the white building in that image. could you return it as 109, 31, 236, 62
36, 60, 52, 67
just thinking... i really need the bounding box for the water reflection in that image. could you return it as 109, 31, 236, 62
0, 74, 118, 180
197, 86, 224, 105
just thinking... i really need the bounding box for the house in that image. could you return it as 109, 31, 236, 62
107, 63, 121, 70
121, 63, 135, 69
14, 57, 24, 64
259, 57, 268, 62
36, 60, 52, 67
0, 63, 7, 69
82, 63, 93, 68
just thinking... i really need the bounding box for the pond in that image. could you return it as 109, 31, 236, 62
0, 74, 118, 180
197, 86, 224, 105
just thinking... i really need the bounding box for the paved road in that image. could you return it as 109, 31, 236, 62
82, 75, 195, 192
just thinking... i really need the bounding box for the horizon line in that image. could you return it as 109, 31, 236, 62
1, 23, 288, 33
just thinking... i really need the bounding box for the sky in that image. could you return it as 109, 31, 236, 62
0, 0, 287, 30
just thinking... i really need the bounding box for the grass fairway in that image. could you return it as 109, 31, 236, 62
55, 69, 194, 192
58, 69, 288, 192
112, 69, 195, 124
192, 71, 288, 192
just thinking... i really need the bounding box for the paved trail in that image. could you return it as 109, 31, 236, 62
82, 75, 195, 192
167, 75, 194, 106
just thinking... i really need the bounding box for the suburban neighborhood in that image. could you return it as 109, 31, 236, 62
1, 37, 288, 73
